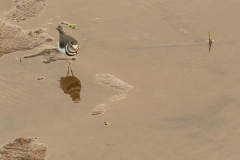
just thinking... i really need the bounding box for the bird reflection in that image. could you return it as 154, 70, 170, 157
59, 67, 81, 102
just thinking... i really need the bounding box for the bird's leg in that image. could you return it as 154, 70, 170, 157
66, 57, 73, 76
67, 65, 73, 76
67, 58, 73, 75
67, 57, 71, 67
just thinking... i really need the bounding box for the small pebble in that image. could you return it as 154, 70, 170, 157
36, 76, 45, 80
15, 58, 21, 62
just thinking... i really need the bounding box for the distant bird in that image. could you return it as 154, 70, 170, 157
56, 25, 80, 66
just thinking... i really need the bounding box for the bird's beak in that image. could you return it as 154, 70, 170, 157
74, 47, 78, 52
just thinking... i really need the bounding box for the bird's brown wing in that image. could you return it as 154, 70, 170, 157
59, 33, 77, 48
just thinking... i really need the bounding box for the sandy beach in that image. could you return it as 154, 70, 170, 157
1, 0, 240, 159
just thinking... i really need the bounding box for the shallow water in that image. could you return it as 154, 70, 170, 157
1, 0, 240, 159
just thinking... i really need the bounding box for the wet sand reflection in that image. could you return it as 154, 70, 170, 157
59, 67, 81, 103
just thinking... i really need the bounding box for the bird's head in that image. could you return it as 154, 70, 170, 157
56, 25, 65, 34
69, 41, 80, 53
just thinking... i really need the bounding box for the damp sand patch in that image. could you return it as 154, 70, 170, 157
0, 137, 48, 160
0, 20, 53, 56
91, 74, 133, 116
23, 45, 77, 64
2, 0, 47, 22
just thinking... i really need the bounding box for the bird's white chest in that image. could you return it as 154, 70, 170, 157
57, 43, 66, 54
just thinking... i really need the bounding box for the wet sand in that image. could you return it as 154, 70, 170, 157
1, 0, 240, 159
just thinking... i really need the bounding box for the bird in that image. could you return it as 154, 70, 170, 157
56, 25, 80, 67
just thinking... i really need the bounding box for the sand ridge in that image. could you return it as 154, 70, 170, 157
91, 74, 133, 116
95, 73, 133, 91
0, 20, 53, 56
2, 0, 47, 22
0, 137, 48, 160
0, 0, 52, 57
